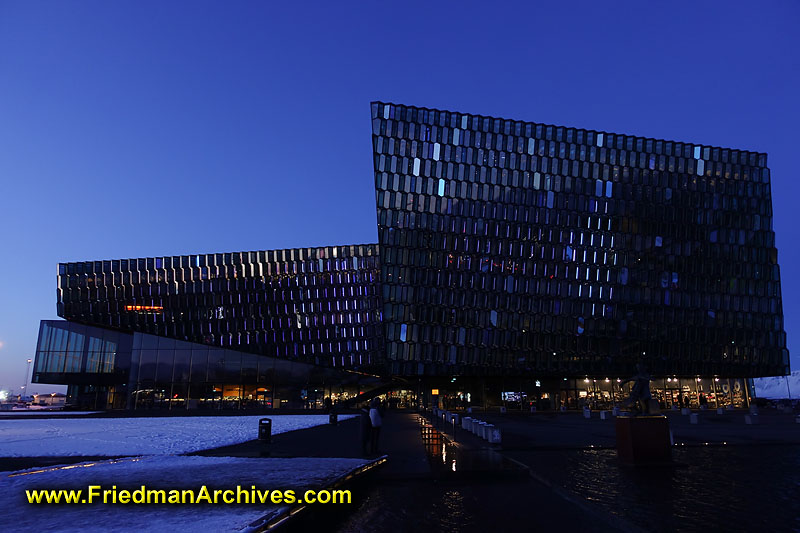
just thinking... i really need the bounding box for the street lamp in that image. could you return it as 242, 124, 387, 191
23, 358, 32, 401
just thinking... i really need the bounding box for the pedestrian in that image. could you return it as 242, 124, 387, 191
360, 403, 371, 456
369, 398, 383, 454
683, 394, 690, 408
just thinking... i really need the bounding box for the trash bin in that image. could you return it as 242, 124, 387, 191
329, 413, 338, 425
259, 418, 272, 443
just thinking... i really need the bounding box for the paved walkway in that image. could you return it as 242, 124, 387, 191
196, 411, 606, 531
329, 412, 604, 533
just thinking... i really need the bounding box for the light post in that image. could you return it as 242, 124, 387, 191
23, 358, 32, 402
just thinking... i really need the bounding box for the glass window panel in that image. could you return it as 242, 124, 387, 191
137, 349, 157, 382
190, 348, 208, 382
156, 349, 174, 381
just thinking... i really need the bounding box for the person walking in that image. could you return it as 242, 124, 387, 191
369, 398, 383, 454
360, 404, 371, 456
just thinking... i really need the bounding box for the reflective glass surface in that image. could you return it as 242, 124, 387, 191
371, 102, 788, 377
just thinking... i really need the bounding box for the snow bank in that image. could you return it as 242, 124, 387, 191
2, 455, 368, 532
0, 415, 353, 457
0, 411, 102, 416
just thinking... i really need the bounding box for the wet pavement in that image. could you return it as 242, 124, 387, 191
327, 414, 606, 532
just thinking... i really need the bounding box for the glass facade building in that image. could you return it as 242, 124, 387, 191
371, 102, 788, 379
55, 244, 382, 369
32, 101, 789, 409
34, 244, 384, 408
33, 320, 372, 410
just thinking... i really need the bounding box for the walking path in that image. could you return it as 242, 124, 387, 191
197, 411, 605, 531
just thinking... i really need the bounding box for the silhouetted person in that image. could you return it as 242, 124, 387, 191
683, 394, 690, 409
369, 398, 382, 454
359, 404, 371, 456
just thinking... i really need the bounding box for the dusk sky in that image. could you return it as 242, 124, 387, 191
1, 1, 798, 393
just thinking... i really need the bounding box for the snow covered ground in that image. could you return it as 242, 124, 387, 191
0, 415, 353, 457
0, 411, 102, 416
1, 455, 368, 532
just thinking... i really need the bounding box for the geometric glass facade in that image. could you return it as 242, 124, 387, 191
56, 243, 382, 370
32, 101, 790, 409
371, 101, 788, 378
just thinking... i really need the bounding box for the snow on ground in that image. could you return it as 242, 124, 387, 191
1, 455, 368, 532
0, 415, 354, 457
0, 411, 102, 416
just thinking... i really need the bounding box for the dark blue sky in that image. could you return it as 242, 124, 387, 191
1, 1, 798, 392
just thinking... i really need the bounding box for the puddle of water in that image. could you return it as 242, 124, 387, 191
509, 445, 800, 532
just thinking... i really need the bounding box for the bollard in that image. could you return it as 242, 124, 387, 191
530, 405, 537, 413
560, 405, 567, 412
745, 414, 759, 425
749, 405, 759, 416
700, 405, 708, 411
500, 406, 507, 414
726, 405, 735, 410
681, 408, 691, 415
716, 408, 724, 415
467, 407, 473, 414
462, 416, 472, 430
583, 408, 591, 419
329, 413, 338, 425
259, 418, 272, 443
489, 426, 502, 444
600, 410, 612, 420
612, 406, 621, 416
689, 413, 699, 424
796, 416, 800, 424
